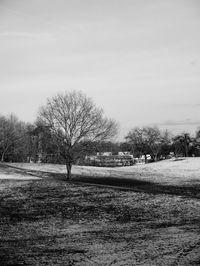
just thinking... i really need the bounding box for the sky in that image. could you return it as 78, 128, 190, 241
0, 0, 200, 140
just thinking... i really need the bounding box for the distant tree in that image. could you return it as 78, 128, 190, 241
144, 127, 172, 161
125, 126, 171, 162
28, 123, 57, 163
194, 128, 200, 156
196, 128, 200, 139
0, 114, 28, 162
38, 91, 118, 179
93, 141, 120, 155
125, 127, 148, 161
173, 133, 193, 157
6, 123, 32, 162
119, 142, 133, 154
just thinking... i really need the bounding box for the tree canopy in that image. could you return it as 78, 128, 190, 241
126, 126, 171, 161
38, 90, 118, 179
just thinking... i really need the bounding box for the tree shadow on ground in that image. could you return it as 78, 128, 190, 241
1, 163, 200, 199
72, 175, 200, 199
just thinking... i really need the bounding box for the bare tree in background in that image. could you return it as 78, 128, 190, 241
126, 126, 171, 162
173, 133, 192, 157
0, 114, 26, 162
38, 91, 118, 180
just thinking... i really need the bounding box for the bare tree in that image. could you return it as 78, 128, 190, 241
38, 91, 118, 179
143, 127, 171, 161
173, 133, 192, 157
126, 126, 171, 162
0, 114, 26, 162
125, 127, 149, 162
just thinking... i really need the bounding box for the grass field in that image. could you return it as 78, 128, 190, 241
1, 158, 200, 265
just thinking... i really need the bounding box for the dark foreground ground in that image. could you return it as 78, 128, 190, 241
1, 163, 200, 265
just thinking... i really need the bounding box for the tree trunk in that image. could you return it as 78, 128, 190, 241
144, 154, 147, 164
184, 139, 189, 157
1, 151, 5, 162
66, 163, 72, 180
154, 154, 158, 162
1, 145, 10, 162
183, 134, 190, 157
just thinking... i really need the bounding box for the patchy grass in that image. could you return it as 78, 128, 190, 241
1, 160, 200, 265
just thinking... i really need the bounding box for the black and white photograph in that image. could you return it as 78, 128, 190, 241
0, 0, 200, 265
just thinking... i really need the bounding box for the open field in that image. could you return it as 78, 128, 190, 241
1, 158, 200, 265
7, 157, 200, 185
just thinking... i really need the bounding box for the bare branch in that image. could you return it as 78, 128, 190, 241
38, 90, 118, 179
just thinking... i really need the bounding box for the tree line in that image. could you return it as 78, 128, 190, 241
1, 90, 200, 179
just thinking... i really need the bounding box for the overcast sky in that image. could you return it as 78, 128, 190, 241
0, 0, 200, 140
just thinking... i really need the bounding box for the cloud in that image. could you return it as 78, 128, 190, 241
157, 119, 200, 126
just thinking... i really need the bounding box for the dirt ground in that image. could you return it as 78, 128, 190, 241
1, 159, 200, 265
